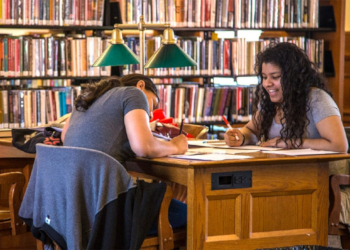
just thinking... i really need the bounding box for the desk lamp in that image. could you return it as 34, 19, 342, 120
93, 16, 197, 74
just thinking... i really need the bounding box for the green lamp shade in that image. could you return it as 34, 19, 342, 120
93, 44, 140, 67
144, 44, 197, 69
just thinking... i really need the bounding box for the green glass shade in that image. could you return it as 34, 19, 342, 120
93, 43, 140, 67
144, 44, 197, 69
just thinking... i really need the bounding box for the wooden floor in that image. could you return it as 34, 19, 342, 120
328, 235, 342, 249
0, 232, 36, 250
0, 233, 343, 249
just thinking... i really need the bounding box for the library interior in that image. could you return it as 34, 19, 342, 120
1, 0, 350, 249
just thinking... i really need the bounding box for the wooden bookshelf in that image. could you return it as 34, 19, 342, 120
0, 0, 347, 129
313, 0, 346, 120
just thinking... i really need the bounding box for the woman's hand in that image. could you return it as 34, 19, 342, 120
260, 137, 303, 149
260, 137, 284, 148
170, 135, 188, 154
224, 129, 244, 147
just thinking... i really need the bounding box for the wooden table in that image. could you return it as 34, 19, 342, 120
0, 138, 35, 198
126, 151, 350, 250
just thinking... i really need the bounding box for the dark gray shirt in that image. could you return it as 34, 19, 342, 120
64, 87, 149, 165
269, 88, 340, 139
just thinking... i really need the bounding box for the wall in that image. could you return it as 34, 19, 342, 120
346, 0, 350, 31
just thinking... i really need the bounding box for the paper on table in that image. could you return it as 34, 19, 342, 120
187, 148, 259, 154
231, 145, 283, 151
188, 140, 224, 147
152, 132, 171, 141
262, 148, 341, 156
188, 140, 282, 151
169, 153, 252, 161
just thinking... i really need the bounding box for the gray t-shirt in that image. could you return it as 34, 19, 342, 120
269, 88, 340, 139
64, 87, 149, 165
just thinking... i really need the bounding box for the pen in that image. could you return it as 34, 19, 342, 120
179, 119, 184, 135
222, 115, 239, 141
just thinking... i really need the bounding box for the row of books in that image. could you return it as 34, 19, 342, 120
122, 35, 324, 77
0, 88, 74, 129
0, 35, 112, 78
0, 0, 105, 26
0, 78, 186, 88
156, 84, 255, 124
241, 36, 324, 75
120, 0, 319, 28
0, 83, 256, 128
0, 79, 73, 88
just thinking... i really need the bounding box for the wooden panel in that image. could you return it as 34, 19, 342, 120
189, 162, 329, 250
207, 194, 241, 237
251, 191, 313, 233
343, 32, 350, 125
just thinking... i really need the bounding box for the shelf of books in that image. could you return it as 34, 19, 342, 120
0, 0, 346, 130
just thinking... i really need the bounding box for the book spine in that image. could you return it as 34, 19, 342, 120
40, 89, 46, 125
19, 90, 25, 128
8, 90, 14, 128
1, 90, 9, 128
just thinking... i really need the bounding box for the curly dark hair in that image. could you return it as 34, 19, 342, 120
75, 74, 158, 111
253, 42, 330, 148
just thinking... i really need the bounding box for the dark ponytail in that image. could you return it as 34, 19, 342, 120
120, 74, 159, 101
74, 74, 159, 111
75, 76, 121, 111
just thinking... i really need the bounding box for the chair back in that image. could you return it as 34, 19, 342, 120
20, 144, 166, 250
0, 172, 26, 236
182, 124, 208, 139
345, 127, 350, 153
19, 144, 134, 249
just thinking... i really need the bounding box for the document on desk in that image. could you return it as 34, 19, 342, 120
188, 140, 227, 147
169, 153, 252, 161
188, 140, 282, 151
187, 148, 259, 154
231, 145, 282, 151
262, 148, 341, 156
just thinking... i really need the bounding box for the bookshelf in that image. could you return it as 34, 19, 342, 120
0, 0, 346, 129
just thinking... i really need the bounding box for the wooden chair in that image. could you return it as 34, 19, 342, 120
124, 170, 187, 250
328, 127, 350, 248
329, 174, 350, 249
181, 123, 208, 139
0, 172, 27, 237
138, 185, 186, 250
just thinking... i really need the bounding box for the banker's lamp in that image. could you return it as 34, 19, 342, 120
92, 16, 197, 74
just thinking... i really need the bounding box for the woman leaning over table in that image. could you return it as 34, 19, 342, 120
61, 74, 187, 164
61, 73, 188, 235
224, 42, 348, 152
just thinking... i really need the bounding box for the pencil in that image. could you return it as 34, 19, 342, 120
222, 115, 239, 141
179, 119, 184, 135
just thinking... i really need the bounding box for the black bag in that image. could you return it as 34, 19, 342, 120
12, 127, 62, 154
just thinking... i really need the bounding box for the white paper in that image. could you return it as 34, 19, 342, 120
169, 153, 252, 161
231, 145, 283, 151
188, 140, 282, 151
262, 148, 341, 156
152, 132, 171, 141
188, 140, 224, 147
51, 127, 63, 132
187, 148, 259, 154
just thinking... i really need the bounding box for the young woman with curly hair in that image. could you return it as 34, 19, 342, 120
224, 42, 348, 152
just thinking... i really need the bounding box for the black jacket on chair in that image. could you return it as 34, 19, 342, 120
19, 144, 166, 250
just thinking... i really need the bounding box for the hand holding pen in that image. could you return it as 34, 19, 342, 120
222, 116, 245, 147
